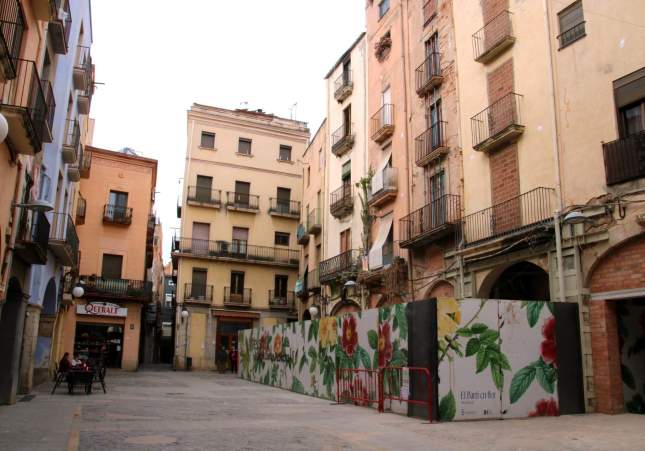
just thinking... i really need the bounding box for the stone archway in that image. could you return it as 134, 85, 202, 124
426, 280, 454, 299
330, 300, 361, 317
484, 261, 550, 300
42, 278, 57, 316
0, 278, 25, 404
34, 278, 58, 386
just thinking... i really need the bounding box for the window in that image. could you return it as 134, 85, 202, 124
343, 105, 352, 136
428, 98, 443, 148
318, 147, 324, 171
230, 271, 245, 295
307, 166, 311, 187
101, 254, 123, 279
558, 1, 585, 48
378, 0, 389, 18
279, 145, 292, 161
195, 175, 213, 202
614, 69, 645, 138
340, 229, 351, 253
619, 101, 645, 137
276, 187, 291, 213
232, 227, 249, 254
107, 191, 128, 221
191, 268, 207, 299
234, 181, 251, 206
274, 275, 288, 298
275, 232, 290, 246
238, 138, 252, 155
200, 132, 215, 149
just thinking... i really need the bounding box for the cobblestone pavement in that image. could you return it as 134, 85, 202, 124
0, 367, 644, 451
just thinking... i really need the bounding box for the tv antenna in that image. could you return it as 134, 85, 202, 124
289, 102, 298, 120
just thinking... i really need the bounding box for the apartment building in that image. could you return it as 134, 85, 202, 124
0, 0, 94, 404
52, 146, 158, 371
173, 104, 309, 370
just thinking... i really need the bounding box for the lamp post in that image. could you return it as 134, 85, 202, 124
308, 305, 319, 319
181, 307, 189, 370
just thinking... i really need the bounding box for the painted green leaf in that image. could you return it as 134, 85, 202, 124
509, 364, 536, 404
368, 330, 379, 350
262, 372, 270, 385
535, 359, 556, 394
526, 302, 545, 328
457, 327, 474, 337
498, 352, 512, 371
465, 338, 480, 357
393, 314, 399, 331
380, 307, 391, 322
282, 336, 290, 349
353, 348, 360, 368
479, 329, 499, 345
359, 346, 371, 369
476, 348, 489, 373
390, 348, 407, 367
546, 302, 555, 315
291, 377, 305, 394
439, 390, 456, 421
299, 353, 308, 373
491, 363, 504, 391
308, 346, 318, 373
373, 350, 380, 369
396, 305, 408, 337
471, 323, 488, 334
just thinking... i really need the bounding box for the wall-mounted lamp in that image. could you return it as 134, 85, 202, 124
308, 305, 319, 318
13, 199, 53, 213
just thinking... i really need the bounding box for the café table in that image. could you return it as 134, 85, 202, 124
67, 367, 95, 395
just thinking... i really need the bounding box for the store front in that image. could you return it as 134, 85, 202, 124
74, 323, 124, 368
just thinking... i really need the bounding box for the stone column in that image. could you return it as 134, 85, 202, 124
18, 304, 42, 394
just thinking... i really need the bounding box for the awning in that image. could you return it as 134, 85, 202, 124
368, 213, 393, 270
371, 150, 392, 194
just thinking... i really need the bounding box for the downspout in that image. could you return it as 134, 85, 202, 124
542, 0, 566, 304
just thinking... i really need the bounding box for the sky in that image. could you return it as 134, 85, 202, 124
90, 0, 366, 263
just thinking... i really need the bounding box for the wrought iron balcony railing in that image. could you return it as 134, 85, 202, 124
557, 21, 586, 49
399, 194, 461, 248
319, 249, 360, 284
73, 45, 92, 90
62, 118, 80, 163
334, 70, 353, 102
0, 0, 25, 80
103, 204, 133, 225
461, 187, 555, 246
75, 196, 86, 225
269, 198, 300, 217
330, 185, 353, 218
15, 211, 50, 265
423, 0, 438, 25
48, 0, 71, 54
368, 167, 398, 208
173, 237, 299, 267
370, 104, 395, 143
471, 92, 524, 152
226, 191, 259, 211
602, 130, 645, 186
307, 208, 321, 234
79, 148, 91, 178
331, 122, 354, 157
269, 290, 295, 310
48, 213, 78, 267
472, 10, 515, 63
79, 276, 152, 302
415, 121, 448, 166
41, 79, 55, 141
187, 186, 221, 207
415, 52, 442, 95
224, 287, 252, 307
184, 283, 213, 303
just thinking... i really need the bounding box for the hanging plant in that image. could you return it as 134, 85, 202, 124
374, 33, 392, 62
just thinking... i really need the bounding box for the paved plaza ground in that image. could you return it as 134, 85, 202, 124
0, 367, 643, 451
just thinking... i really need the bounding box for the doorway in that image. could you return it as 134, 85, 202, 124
217, 319, 253, 353
487, 261, 550, 301
616, 298, 645, 414
0, 278, 25, 404
74, 323, 124, 368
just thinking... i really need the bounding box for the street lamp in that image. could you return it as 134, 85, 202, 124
181, 307, 189, 370
13, 199, 54, 213
72, 285, 84, 299
308, 305, 319, 319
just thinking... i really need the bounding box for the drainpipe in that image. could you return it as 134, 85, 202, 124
543, 0, 566, 303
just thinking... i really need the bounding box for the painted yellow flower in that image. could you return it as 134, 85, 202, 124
319, 317, 338, 347
273, 334, 282, 354
437, 297, 461, 339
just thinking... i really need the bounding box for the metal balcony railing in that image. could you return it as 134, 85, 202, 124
330, 185, 353, 217
297, 223, 309, 244
471, 92, 523, 151
306, 268, 320, 292
224, 287, 252, 307
334, 70, 353, 101
415, 52, 442, 95
103, 204, 133, 225
62, 118, 80, 163
74, 45, 92, 82
415, 121, 448, 166
75, 196, 86, 225
79, 276, 152, 302
269, 290, 295, 310
226, 191, 259, 210
79, 148, 91, 178
370, 104, 395, 142
49, 212, 79, 267
461, 187, 555, 246
173, 237, 299, 266
187, 186, 221, 206
319, 249, 360, 284
423, 0, 438, 25
48, 0, 71, 54
399, 194, 461, 248
602, 130, 645, 186
184, 283, 213, 302
41, 79, 55, 141
307, 208, 321, 234
472, 10, 515, 63
269, 198, 300, 217
15, 211, 50, 264
331, 122, 354, 156
0, 0, 25, 80
368, 167, 398, 207
557, 21, 586, 49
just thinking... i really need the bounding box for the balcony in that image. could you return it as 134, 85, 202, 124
399, 195, 461, 248
319, 249, 360, 284
330, 185, 353, 218
77, 83, 93, 115
14, 211, 50, 265
79, 276, 152, 303
173, 237, 299, 268
79, 148, 91, 178
103, 204, 133, 226
0, 58, 52, 155
423, 0, 438, 25
184, 283, 213, 305
48, 213, 78, 267
307, 208, 321, 235
269, 198, 300, 219
368, 167, 397, 208
0, 0, 24, 81
371, 104, 394, 143
225, 192, 259, 213
558, 21, 586, 50
473, 10, 515, 64
461, 187, 555, 247
73, 46, 92, 91
269, 290, 295, 310
334, 70, 353, 103
415, 53, 443, 96
42, 79, 55, 142
306, 268, 320, 293
471, 92, 524, 152
67, 144, 82, 182
62, 119, 80, 163
186, 186, 221, 209
75, 196, 86, 225
602, 130, 645, 186
223, 287, 252, 308
415, 121, 448, 166
297, 223, 309, 245
331, 122, 354, 157
48, 0, 71, 54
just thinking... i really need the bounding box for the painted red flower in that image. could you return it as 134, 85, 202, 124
342, 316, 358, 357
528, 398, 560, 417
378, 322, 393, 367
540, 317, 557, 367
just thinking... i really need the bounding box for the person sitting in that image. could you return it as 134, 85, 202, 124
58, 352, 72, 373
71, 353, 82, 367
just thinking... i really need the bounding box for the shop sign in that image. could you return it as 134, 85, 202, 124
77, 302, 127, 318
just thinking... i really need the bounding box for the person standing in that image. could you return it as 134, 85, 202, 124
229, 345, 238, 374
216, 346, 227, 373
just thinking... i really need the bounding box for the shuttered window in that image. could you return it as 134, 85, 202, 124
558, 1, 585, 48
238, 138, 252, 155
200, 132, 215, 149
279, 145, 292, 161
101, 254, 123, 279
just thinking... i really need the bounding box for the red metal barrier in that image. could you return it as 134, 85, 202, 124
336, 368, 382, 410
381, 366, 433, 423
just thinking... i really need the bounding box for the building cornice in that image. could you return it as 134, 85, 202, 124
187, 157, 302, 179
